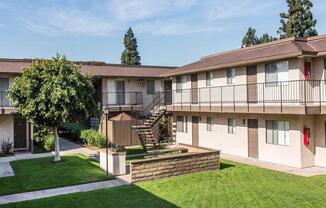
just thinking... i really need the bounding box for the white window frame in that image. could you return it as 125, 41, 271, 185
207, 117, 213, 131
206, 72, 213, 86
146, 80, 155, 95
176, 116, 187, 133
266, 120, 289, 146
265, 61, 289, 85
227, 68, 235, 84
228, 118, 236, 134
176, 75, 187, 93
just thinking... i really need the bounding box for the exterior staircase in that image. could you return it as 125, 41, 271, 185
133, 93, 167, 152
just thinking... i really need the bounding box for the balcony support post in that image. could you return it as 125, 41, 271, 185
263, 83, 265, 112
220, 86, 223, 112
233, 85, 235, 112
280, 82, 283, 113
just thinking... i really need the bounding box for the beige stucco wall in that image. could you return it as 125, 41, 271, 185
173, 112, 316, 168
102, 77, 164, 109
0, 115, 14, 150
171, 58, 305, 105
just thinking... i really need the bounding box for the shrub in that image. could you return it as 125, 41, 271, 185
44, 135, 55, 151
80, 129, 105, 148
59, 122, 85, 141
33, 124, 51, 143
1, 138, 13, 154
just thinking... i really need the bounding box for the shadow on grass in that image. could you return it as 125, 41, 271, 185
2, 184, 179, 208
220, 161, 235, 170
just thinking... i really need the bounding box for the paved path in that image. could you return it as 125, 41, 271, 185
0, 179, 128, 205
59, 139, 99, 161
0, 162, 14, 178
222, 153, 326, 177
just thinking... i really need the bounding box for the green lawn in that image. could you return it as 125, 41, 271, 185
3, 160, 326, 207
0, 154, 113, 196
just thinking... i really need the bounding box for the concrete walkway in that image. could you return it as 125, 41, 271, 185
222, 153, 326, 177
59, 139, 99, 161
0, 179, 128, 205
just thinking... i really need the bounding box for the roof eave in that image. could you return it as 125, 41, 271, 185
162, 52, 304, 77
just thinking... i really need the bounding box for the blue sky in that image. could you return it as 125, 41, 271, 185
0, 0, 325, 67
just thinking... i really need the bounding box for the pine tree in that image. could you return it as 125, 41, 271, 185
259, 33, 278, 44
242, 28, 277, 47
121, 27, 141, 65
241, 27, 259, 48
278, 0, 317, 39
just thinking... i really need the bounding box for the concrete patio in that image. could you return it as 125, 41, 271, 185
222, 153, 326, 177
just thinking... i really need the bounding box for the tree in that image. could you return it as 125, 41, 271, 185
121, 27, 141, 65
259, 33, 278, 44
242, 28, 277, 47
278, 0, 317, 39
8, 55, 96, 161
241, 27, 259, 47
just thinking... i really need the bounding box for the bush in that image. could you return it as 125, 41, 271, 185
80, 129, 105, 148
1, 138, 13, 154
44, 135, 55, 151
33, 124, 51, 143
59, 122, 85, 141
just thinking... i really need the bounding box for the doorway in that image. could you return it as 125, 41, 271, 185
191, 74, 198, 104
14, 117, 27, 150
246, 65, 257, 103
116, 80, 125, 105
248, 119, 258, 158
192, 116, 199, 146
164, 80, 172, 105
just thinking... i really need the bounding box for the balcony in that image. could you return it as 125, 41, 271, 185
0, 91, 14, 114
102, 92, 143, 112
167, 80, 326, 115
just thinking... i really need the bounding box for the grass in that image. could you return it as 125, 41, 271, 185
126, 145, 165, 155
0, 154, 113, 196
4, 160, 326, 207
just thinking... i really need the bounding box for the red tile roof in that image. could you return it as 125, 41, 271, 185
163, 36, 326, 76
0, 59, 176, 77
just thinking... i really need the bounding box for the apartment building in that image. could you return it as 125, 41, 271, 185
163, 35, 326, 168
0, 59, 174, 152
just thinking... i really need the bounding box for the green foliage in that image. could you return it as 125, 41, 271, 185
259, 33, 278, 44
8, 54, 96, 128
60, 122, 86, 141
121, 27, 141, 65
43, 135, 55, 151
278, 0, 317, 38
242, 27, 277, 47
33, 124, 51, 143
241, 27, 259, 47
80, 129, 105, 148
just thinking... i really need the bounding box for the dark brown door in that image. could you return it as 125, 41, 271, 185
246, 65, 257, 103
116, 80, 125, 105
164, 80, 172, 105
248, 119, 258, 158
191, 74, 198, 104
192, 116, 199, 146
14, 117, 27, 149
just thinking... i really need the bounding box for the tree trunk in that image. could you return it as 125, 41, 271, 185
53, 127, 61, 162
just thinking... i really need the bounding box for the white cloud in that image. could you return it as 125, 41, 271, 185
135, 19, 225, 35
0, 0, 286, 37
208, 0, 281, 20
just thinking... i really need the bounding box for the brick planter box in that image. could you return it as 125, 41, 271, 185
130, 145, 220, 183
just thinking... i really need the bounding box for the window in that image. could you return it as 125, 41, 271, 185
0, 78, 9, 91
147, 80, 155, 95
265, 61, 289, 84
207, 117, 213, 131
177, 116, 187, 132
206, 72, 213, 86
228, 118, 236, 134
227, 68, 235, 84
176, 76, 187, 92
266, 120, 289, 145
